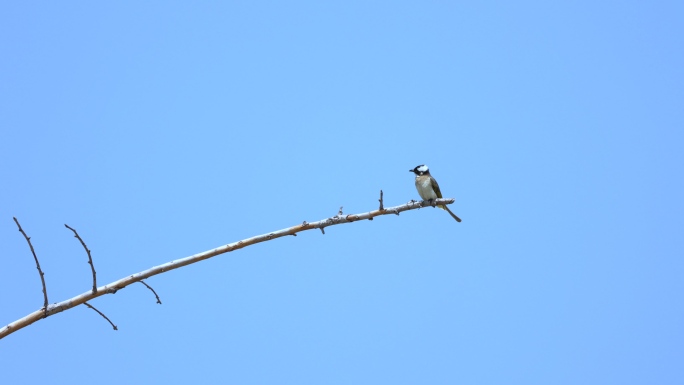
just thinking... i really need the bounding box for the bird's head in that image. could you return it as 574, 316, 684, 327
410, 164, 430, 175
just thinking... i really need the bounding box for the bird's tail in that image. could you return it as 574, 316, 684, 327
438, 205, 462, 222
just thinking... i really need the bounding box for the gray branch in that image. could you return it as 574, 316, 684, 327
1, 198, 455, 339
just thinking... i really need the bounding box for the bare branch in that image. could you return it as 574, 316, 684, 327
83, 302, 117, 331
12, 217, 48, 317
64, 224, 97, 294
1, 197, 455, 339
139, 281, 162, 304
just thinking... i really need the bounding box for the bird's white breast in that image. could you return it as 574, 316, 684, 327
416, 177, 437, 200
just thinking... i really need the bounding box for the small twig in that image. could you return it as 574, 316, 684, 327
338, 206, 343, 215
319, 228, 325, 235
83, 302, 117, 330
378, 190, 384, 210
13, 217, 48, 317
139, 281, 162, 304
64, 224, 97, 294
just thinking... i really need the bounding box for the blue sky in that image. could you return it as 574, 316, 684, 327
1, 1, 683, 384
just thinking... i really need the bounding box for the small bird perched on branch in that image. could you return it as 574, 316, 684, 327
410, 164, 462, 222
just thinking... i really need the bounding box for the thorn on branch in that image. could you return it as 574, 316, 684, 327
64, 224, 97, 294
139, 280, 162, 304
13, 217, 49, 317
319, 228, 325, 235
378, 190, 384, 210
84, 302, 117, 330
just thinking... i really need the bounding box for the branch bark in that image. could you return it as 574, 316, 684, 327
1, 197, 455, 340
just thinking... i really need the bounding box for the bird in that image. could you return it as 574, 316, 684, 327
409, 164, 462, 222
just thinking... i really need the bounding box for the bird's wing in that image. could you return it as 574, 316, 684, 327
430, 177, 443, 198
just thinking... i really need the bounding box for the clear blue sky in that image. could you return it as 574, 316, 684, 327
1, 2, 683, 384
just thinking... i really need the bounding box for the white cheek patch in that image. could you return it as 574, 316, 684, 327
417, 165, 429, 173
